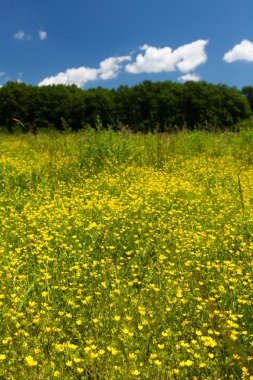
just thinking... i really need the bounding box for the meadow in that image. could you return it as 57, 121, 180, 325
0, 128, 252, 379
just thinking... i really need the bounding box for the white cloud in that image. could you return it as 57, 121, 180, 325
38, 67, 98, 87
98, 56, 131, 80
125, 40, 208, 74
14, 30, 32, 41
38, 55, 131, 87
0, 72, 4, 77
223, 39, 253, 63
179, 73, 201, 82
39, 30, 47, 40
38, 41, 208, 87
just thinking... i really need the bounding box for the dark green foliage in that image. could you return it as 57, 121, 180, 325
242, 86, 253, 112
0, 80, 251, 133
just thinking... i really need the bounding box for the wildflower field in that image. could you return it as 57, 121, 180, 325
0, 129, 252, 379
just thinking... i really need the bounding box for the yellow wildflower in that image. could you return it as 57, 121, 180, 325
25, 356, 37, 367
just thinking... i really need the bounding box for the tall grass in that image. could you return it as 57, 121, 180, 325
0, 129, 252, 379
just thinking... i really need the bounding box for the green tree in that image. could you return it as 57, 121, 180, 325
242, 86, 253, 113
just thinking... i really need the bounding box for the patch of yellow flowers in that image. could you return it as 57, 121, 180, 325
0, 131, 252, 379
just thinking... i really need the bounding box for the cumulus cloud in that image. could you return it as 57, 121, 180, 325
125, 40, 208, 74
98, 56, 131, 80
179, 73, 201, 82
38, 55, 131, 87
14, 30, 32, 41
39, 30, 47, 40
223, 39, 253, 63
39, 67, 98, 87
38, 40, 208, 87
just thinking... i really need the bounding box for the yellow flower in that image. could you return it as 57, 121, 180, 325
0, 354, 6, 361
201, 336, 217, 347
131, 369, 140, 376
74, 357, 82, 363
107, 346, 118, 355
111, 347, 118, 356
55, 343, 64, 352
66, 342, 77, 350
159, 254, 166, 262
25, 355, 37, 367
179, 360, 193, 367
242, 367, 249, 376
230, 332, 237, 341
2, 337, 12, 345
90, 352, 98, 359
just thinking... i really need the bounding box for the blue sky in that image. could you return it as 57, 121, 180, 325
1, 0, 253, 89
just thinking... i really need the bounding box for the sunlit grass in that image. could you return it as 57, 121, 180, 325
0, 129, 252, 379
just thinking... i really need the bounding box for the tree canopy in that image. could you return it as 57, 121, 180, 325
0, 80, 251, 133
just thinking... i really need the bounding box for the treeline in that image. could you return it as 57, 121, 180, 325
0, 80, 252, 133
